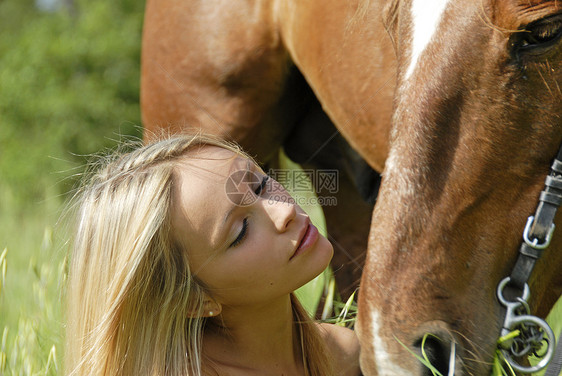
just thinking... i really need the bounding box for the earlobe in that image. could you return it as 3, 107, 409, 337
187, 298, 222, 318
202, 299, 222, 317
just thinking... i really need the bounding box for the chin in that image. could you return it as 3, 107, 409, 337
315, 236, 335, 271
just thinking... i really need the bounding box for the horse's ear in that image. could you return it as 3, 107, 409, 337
187, 298, 222, 318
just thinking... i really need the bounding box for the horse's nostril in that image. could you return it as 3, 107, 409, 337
414, 335, 452, 376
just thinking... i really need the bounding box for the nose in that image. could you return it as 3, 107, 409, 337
264, 196, 297, 232
413, 322, 458, 376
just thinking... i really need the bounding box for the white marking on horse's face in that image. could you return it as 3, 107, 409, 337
371, 309, 411, 376
405, 0, 452, 79
383, 146, 416, 198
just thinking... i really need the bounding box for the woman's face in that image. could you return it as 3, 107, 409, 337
171, 146, 334, 307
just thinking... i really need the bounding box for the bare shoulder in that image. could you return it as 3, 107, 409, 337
317, 323, 361, 376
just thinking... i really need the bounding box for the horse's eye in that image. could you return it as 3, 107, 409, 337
516, 14, 562, 53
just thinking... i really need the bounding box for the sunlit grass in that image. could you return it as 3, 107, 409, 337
0, 228, 65, 375
0, 189, 66, 375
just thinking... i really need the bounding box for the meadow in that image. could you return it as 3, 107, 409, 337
0, 0, 144, 373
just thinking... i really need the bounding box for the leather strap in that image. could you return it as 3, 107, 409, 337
509, 144, 562, 290
498, 143, 562, 374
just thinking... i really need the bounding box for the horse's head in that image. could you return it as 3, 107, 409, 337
357, 0, 562, 374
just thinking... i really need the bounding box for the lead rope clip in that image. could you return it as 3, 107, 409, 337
497, 277, 556, 374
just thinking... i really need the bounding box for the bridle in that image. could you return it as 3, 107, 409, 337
496, 143, 562, 374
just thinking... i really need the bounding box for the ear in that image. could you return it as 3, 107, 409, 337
201, 298, 222, 317
187, 298, 222, 318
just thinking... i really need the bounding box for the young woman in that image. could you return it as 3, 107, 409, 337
65, 134, 360, 376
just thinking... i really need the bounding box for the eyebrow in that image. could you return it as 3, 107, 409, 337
222, 205, 237, 230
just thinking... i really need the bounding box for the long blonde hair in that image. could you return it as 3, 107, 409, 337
65, 134, 335, 376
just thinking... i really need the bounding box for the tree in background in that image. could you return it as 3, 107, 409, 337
0, 0, 144, 208
0, 1, 144, 373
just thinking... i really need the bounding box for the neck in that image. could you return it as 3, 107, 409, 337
203, 294, 304, 374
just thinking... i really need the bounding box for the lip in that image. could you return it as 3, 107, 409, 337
290, 219, 319, 260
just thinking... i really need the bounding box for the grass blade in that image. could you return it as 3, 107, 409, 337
395, 334, 444, 376
448, 341, 456, 376
321, 277, 335, 321
0, 248, 7, 296
335, 290, 356, 326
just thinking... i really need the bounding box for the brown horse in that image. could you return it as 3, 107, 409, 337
354, 1, 562, 375
141, 0, 562, 374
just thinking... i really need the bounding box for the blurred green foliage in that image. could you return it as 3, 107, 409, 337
0, 0, 145, 372
0, 0, 144, 208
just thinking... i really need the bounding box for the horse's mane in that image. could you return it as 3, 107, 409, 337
354, 0, 372, 21
351, 0, 402, 31
384, 0, 405, 34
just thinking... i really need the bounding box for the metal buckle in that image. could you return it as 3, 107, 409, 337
497, 277, 556, 374
523, 216, 555, 250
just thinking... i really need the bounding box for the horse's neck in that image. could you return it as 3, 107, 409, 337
277, 0, 396, 172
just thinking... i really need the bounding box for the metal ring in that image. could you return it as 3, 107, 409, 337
500, 315, 556, 374
497, 277, 530, 306
516, 297, 531, 315
523, 216, 555, 250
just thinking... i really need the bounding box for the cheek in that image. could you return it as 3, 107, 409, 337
207, 247, 277, 286
319, 236, 334, 268
321, 235, 334, 252
207, 260, 286, 304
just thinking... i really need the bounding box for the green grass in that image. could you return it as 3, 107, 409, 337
528, 296, 562, 376
0, 189, 66, 375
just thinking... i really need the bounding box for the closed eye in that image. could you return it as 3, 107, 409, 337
229, 176, 268, 248
230, 218, 248, 248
